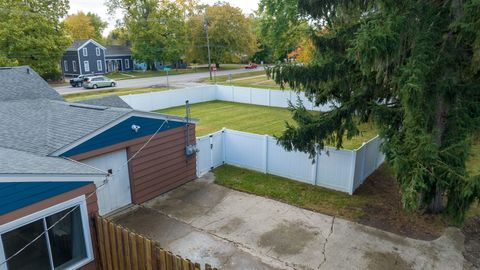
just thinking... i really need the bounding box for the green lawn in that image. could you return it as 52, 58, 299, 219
63, 87, 169, 102
203, 70, 290, 90
157, 100, 378, 149
214, 165, 370, 219
467, 136, 480, 176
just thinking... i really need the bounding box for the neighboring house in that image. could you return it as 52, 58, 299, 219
61, 39, 107, 76
0, 66, 197, 269
105, 45, 134, 73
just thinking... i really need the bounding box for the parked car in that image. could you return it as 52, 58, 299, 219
69, 75, 90, 87
244, 63, 258, 69
83, 76, 117, 89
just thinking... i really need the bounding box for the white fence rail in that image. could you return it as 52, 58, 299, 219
196, 129, 385, 194
120, 85, 334, 112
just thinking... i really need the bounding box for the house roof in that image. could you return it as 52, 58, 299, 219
0, 99, 131, 156
0, 66, 64, 102
0, 147, 105, 177
105, 45, 132, 56
66, 39, 106, 51
76, 95, 132, 109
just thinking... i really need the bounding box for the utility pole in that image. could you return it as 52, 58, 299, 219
204, 16, 212, 80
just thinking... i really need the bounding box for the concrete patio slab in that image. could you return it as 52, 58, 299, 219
112, 173, 466, 270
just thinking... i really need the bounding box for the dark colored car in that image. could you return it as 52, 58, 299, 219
245, 63, 258, 69
69, 75, 90, 87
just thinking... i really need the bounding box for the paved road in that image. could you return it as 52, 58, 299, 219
54, 67, 265, 94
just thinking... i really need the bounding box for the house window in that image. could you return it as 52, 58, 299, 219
96, 47, 101, 56
0, 196, 93, 270
97, 60, 102, 71
72, 61, 77, 72
64, 60, 68, 72
84, 61, 90, 72
82, 48, 88, 57
125, 59, 130, 69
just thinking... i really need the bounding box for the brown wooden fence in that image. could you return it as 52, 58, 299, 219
95, 215, 219, 270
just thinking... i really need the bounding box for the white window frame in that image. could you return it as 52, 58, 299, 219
82, 47, 88, 57
63, 60, 68, 72
96, 47, 101, 56
84, 61, 90, 72
97, 60, 102, 71
0, 195, 94, 270
72, 60, 77, 72
125, 59, 130, 69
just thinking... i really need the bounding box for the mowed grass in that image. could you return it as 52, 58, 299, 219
204, 70, 290, 89
214, 165, 370, 219
63, 87, 169, 102
157, 100, 378, 150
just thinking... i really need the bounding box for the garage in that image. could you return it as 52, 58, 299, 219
56, 112, 198, 215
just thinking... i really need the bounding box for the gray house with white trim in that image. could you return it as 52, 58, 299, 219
61, 39, 133, 76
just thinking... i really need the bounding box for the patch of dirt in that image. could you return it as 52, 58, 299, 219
354, 165, 447, 240
462, 216, 480, 269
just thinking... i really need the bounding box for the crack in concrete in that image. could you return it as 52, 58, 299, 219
317, 216, 335, 270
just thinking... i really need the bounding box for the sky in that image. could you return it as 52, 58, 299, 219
69, 0, 260, 36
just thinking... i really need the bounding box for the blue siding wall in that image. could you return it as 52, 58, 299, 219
63, 116, 186, 157
79, 42, 106, 75
105, 55, 134, 72
0, 182, 90, 215
62, 51, 81, 76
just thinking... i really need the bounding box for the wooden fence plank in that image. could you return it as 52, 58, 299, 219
145, 238, 153, 270
116, 226, 125, 270
130, 232, 139, 270
159, 249, 167, 270
96, 216, 108, 270
122, 229, 132, 270
138, 235, 146, 270
102, 219, 113, 270
108, 222, 120, 270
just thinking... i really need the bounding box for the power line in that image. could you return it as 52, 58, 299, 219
0, 119, 171, 267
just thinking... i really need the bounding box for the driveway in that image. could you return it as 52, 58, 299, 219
111, 173, 465, 270
55, 67, 264, 95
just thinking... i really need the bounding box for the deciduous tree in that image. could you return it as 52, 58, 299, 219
186, 3, 257, 66
270, 0, 480, 222
0, 0, 71, 79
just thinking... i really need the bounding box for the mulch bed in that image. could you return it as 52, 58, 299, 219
354, 166, 447, 240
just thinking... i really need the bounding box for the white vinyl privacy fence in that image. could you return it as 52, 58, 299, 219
120, 85, 334, 112
120, 85, 384, 194
196, 129, 385, 194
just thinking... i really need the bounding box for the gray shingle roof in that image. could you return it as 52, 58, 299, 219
66, 39, 90, 51
105, 45, 132, 56
0, 99, 131, 155
0, 146, 105, 176
76, 95, 132, 109
0, 66, 64, 102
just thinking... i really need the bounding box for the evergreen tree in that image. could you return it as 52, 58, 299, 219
269, 0, 480, 222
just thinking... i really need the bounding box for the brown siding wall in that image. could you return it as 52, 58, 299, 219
0, 183, 100, 270
127, 125, 196, 204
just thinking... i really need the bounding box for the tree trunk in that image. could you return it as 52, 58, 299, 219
428, 95, 449, 213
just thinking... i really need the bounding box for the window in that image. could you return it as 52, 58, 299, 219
82, 48, 88, 57
63, 60, 68, 72
97, 60, 102, 71
125, 59, 130, 69
0, 196, 93, 270
95, 47, 100, 56
84, 61, 90, 72
72, 61, 77, 72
